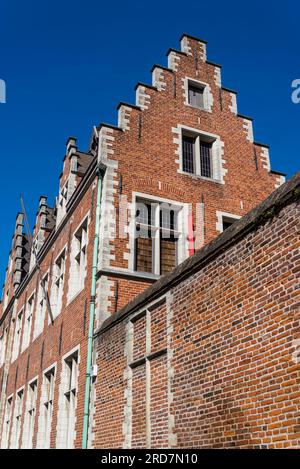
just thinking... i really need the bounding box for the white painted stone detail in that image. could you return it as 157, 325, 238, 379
152, 67, 167, 91
180, 36, 192, 55
243, 119, 254, 142
216, 211, 241, 233
182, 77, 213, 113
118, 105, 132, 131
214, 67, 221, 87
136, 85, 151, 110
167, 51, 180, 72
260, 147, 271, 171
275, 174, 286, 188
229, 93, 238, 114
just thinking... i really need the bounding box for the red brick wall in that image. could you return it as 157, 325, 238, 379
0, 34, 287, 449
94, 194, 300, 449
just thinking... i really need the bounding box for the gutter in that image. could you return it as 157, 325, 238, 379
82, 164, 104, 449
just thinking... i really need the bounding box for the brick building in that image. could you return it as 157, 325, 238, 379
0, 34, 289, 449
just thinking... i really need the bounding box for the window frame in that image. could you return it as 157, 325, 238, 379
132, 194, 188, 276
216, 211, 241, 233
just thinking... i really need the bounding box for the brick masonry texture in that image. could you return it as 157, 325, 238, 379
94, 173, 300, 449
0, 33, 290, 449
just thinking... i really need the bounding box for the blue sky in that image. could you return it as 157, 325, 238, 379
0, 0, 299, 288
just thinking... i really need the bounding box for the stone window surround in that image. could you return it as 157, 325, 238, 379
67, 212, 90, 306
129, 192, 189, 275
33, 271, 49, 340
50, 244, 67, 321
11, 385, 25, 449
36, 362, 56, 449
21, 292, 35, 353
56, 345, 80, 449
21, 375, 38, 448
183, 76, 213, 112
11, 306, 24, 363
216, 210, 241, 233
1, 393, 13, 449
177, 124, 224, 183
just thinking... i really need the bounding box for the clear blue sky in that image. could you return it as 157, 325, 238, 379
0, 0, 299, 288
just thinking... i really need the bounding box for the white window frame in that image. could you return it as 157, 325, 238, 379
0, 326, 8, 367
184, 77, 212, 112
11, 308, 24, 362
11, 387, 24, 448
179, 125, 223, 182
130, 193, 189, 276
21, 293, 35, 352
57, 349, 79, 448
33, 273, 49, 339
37, 364, 56, 449
50, 247, 67, 321
67, 217, 89, 302
22, 377, 38, 448
56, 179, 70, 227
216, 211, 241, 233
1, 394, 13, 448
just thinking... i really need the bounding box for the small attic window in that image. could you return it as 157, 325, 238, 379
188, 81, 205, 109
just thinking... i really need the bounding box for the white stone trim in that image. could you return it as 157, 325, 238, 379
152, 67, 167, 91
67, 212, 90, 304
167, 51, 180, 71
229, 93, 238, 114
243, 118, 254, 142
214, 67, 222, 87
182, 77, 213, 112
135, 85, 151, 110
129, 192, 189, 275
275, 174, 286, 188
216, 211, 241, 233
260, 147, 271, 171
21, 375, 38, 448
36, 363, 56, 448
172, 124, 227, 183
118, 105, 132, 131
56, 346, 80, 449
180, 36, 192, 55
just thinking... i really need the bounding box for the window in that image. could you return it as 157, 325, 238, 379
68, 219, 88, 300
22, 380, 38, 448
22, 294, 35, 352
63, 352, 78, 448
1, 396, 13, 448
51, 250, 66, 319
3, 288, 9, 311
34, 275, 49, 338
216, 211, 241, 233
11, 388, 24, 448
12, 309, 24, 362
188, 82, 204, 109
182, 132, 213, 179
37, 367, 55, 448
134, 199, 181, 276
0, 327, 8, 367
56, 180, 70, 226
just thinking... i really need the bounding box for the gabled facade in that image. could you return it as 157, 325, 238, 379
0, 33, 286, 448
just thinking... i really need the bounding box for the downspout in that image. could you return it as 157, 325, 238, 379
82, 166, 103, 449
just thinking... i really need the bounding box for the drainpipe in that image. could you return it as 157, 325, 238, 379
82, 166, 103, 449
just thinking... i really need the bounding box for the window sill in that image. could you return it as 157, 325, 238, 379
185, 102, 212, 113
98, 267, 160, 283
177, 170, 223, 184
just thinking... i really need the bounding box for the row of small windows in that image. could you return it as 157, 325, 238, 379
8, 219, 88, 363
1, 350, 78, 449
